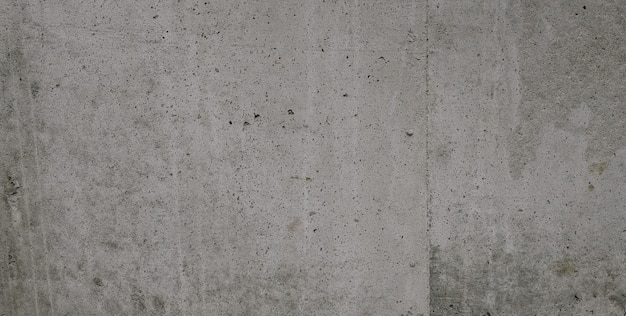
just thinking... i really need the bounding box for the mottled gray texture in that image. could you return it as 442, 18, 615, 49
429, 0, 626, 315
2, 0, 626, 315
1, 0, 427, 315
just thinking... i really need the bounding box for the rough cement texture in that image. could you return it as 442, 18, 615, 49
429, 1, 626, 315
1, 0, 624, 315
1, 0, 427, 315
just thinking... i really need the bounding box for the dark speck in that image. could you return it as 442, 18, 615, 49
287, 109, 294, 115
342, 93, 348, 97
583, 5, 586, 9
229, 121, 232, 124
254, 113, 260, 118
243, 121, 250, 126
153, 15, 159, 19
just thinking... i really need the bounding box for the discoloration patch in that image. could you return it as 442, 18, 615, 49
287, 218, 302, 232
204, 263, 333, 314
434, 144, 452, 165
93, 277, 103, 287
3, 176, 20, 196
29, 81, 39, 98
153, 295, 165, 311
3, 175, 20, 212
290, 175, 313, 182
549, 258, 576, 277
131, 292, 146, 311
130, 285, 146, 312
588, 161, 608, 175
609, 292, 626, 313
507, 124, 541, 179
101, 240, 120, 249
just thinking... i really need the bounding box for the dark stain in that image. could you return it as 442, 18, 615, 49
30, 81, 39, 97
101, 240, 120, 249
145, 78, 157, 95
434, 144, 452, 165
4, 175, 20, 196
1, 5, 54, 315
131, 292, 146, 311
153, 295, 165, 311
431, 234, 552, 314
8, 254, 17, 265
549, 258, 576, 276
430, 244, 464, 315
93, 277, 103, 287
609, 293, 626, 313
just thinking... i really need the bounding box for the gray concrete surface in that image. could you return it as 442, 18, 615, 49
429, 1, 626, 315
1, 0, 624, 315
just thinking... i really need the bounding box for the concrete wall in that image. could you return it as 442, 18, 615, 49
429, 1, 626, 315
1, 0, 624, 315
